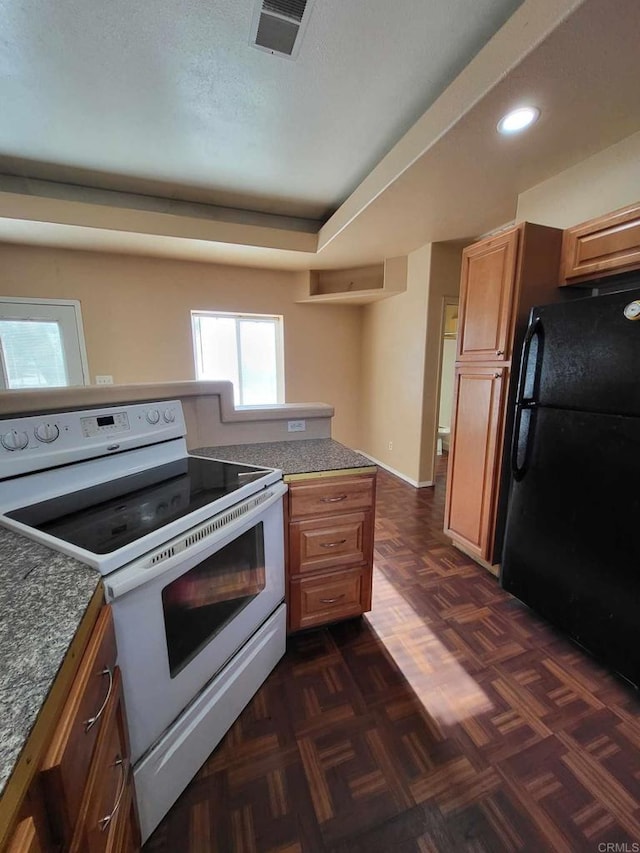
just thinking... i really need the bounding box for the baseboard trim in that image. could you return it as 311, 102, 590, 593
354, 451, 434, 489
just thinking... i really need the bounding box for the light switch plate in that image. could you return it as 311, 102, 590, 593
288, 420, 306, 432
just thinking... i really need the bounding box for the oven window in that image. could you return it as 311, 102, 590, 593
162, 524, 265, 678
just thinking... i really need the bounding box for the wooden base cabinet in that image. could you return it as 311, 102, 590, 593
40, 606, 118, 846
1, 601, 140, 853
444, 222, 563, 568
286, 472, 376, 632
68, 668, 133, 853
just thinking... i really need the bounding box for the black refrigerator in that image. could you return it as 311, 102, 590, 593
500, 284, 640, 689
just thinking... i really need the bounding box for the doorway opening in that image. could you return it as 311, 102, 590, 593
435, 298, 458, 480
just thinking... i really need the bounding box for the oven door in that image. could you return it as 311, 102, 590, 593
104, 481, 287, 763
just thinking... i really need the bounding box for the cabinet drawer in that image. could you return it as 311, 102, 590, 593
290, 512, 370, 574
289, 568, 368, 630
40, 606, 117, 846
120, 797, 140, 853
106, 768, 137, 853
288, 476, 374, 519
70, 668, 129, 853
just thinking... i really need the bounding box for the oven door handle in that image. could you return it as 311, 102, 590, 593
105, 480, 288, 600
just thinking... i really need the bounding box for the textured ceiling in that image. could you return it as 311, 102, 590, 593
0, 0, 523, 220
1, 0, 639, 270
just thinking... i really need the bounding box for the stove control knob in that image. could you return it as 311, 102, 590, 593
1, 429, 29, 451
34, 422, 60, 443
146, 409, 160, 425
163, 409, 176, 423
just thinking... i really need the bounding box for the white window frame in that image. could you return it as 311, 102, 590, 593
0, 296, 90, 389
191, 310, 285, 406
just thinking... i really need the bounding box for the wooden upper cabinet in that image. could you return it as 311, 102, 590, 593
561, 201, 640, 284
457, 229, 519, 363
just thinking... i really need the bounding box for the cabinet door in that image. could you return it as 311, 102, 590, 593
444, 366, 507, 562
560, 202, 640, 284
457, 230, 519, 362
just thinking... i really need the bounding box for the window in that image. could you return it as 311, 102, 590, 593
0, 298, 89, 390
191, 311, 284, 406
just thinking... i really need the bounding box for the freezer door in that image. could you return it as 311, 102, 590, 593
501, 406, 640, 688
522, 287, 640, 416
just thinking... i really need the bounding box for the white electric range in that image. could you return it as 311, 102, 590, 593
0, 400, 287, 841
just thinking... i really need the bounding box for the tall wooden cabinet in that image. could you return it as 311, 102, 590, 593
444, 222, 563, 569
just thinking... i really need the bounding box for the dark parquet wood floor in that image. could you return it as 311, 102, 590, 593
144, 458, 640, 852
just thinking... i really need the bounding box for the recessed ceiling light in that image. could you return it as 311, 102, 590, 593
497, 106, 540, 135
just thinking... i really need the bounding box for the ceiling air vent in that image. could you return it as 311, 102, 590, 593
250, 0, 315, 59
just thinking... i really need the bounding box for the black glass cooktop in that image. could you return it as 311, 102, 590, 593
7, 456, 272, 554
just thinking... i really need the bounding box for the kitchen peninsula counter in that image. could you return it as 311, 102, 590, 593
195, 439, 378, 634
0, 527, 101, 804
192, 438, 376, 479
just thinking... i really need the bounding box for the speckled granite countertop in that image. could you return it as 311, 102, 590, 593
192, 438, 376, 477
0, 528, 100, 797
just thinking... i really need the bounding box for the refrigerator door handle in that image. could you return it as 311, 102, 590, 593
511, 403, 522, 478
511, 404, 537, 480
511, 315, 542, 480
518, 316, 542, 406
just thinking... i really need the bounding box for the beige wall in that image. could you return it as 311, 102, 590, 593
6, 130, 638, 477
359, 244, 432, 484
359, 242, 462, 485
516, 129, 640, 227
418, 243, 462, 484
0, 244, 362, 447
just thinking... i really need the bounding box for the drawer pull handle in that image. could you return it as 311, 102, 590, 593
98, 755, 129, 832
320, 594, 345, 604
85, 667, 114, 732
320, 539, 347, 549
320, 494, 348, 503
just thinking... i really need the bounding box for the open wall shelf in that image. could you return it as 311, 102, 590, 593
296, 256, 407, 304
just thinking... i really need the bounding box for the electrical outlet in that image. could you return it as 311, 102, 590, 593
288, 420, 306, 432
388, 441, 393, 451
95, 375, 113, 385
